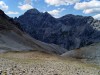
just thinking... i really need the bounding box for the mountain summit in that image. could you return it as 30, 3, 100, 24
15, 9, 100, 50
24, 8, 40, 15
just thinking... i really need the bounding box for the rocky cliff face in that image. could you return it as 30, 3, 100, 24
15, 9, 100, 50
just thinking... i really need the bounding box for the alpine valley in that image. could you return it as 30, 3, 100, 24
0, 9, 100, 75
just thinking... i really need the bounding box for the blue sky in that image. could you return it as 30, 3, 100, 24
0, 0, 100, 19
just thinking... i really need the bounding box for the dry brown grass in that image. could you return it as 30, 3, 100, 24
0, 51, 99, 75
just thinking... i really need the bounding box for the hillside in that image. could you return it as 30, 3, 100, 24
61, 42, 100, 65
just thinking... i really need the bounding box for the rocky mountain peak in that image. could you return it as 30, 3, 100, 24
44, 12, 51, 16
44, 12, 54, 18
24, 8, 40, 15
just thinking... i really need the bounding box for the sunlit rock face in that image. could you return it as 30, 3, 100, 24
15, 9, 100, 50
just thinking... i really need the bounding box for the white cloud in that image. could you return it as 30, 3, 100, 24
74, 0, 100, 10
45, 0, 80, 6
0, 1, 8, 10
93, 14, 100, 20
74, 0, 100, 20
48, 10, 60, 16
18, 0, 33, 10
48, 8, 65, 17
18, 4, 33, 10
6, 11, 19, 15
83, 8, 100, 14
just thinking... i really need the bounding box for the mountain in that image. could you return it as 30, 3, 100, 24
15, 9, 100, 50
0, 9, 67, 54
61, 42, 100, 65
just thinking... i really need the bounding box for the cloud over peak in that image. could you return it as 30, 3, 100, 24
93, 14, 100, 20
18, 4, 33, 10
48, 8, 65, 17
83, 8, 100, 14
18, 0, 33, 10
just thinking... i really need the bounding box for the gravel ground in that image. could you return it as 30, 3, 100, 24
0, 52, 100, 75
